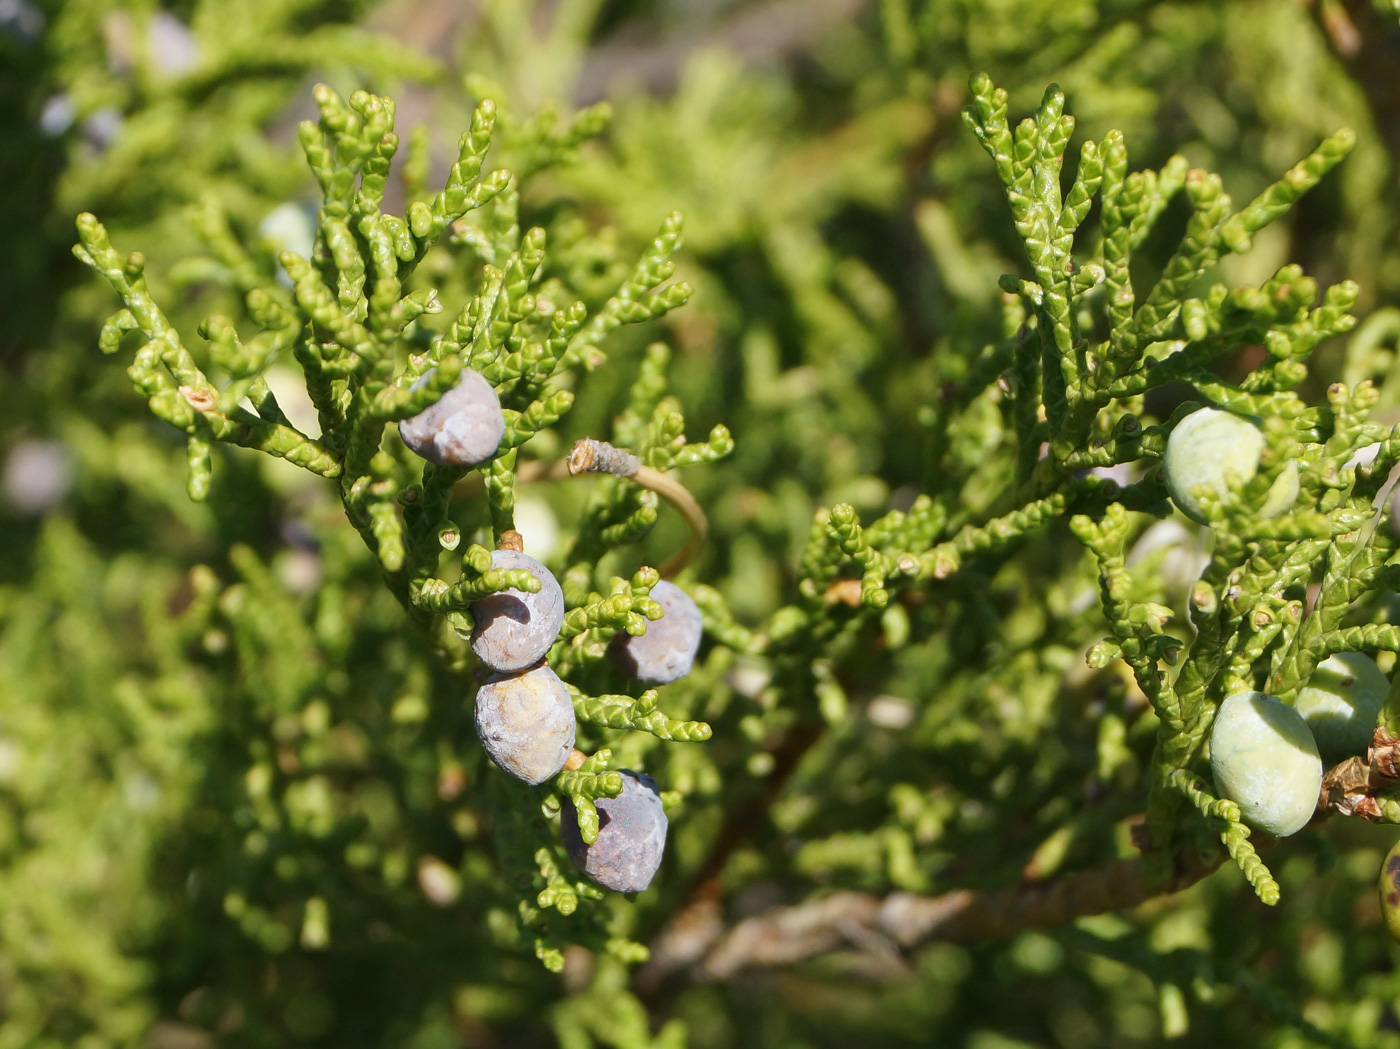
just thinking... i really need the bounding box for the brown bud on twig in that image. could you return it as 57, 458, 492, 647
823, 579, 863, 607
179, 385, 217, 412
1371, 726, 1400, 780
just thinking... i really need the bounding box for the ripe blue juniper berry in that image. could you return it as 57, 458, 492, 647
398, 367, 505, 467
470, 545, 566, 673
608, 579, 703, 685
562, 770, 668, 893
475, 661, 577, 785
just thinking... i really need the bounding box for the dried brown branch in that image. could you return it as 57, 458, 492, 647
641, 846, 1223, 985
566, 437, 642, 478
457, 440, 708, 576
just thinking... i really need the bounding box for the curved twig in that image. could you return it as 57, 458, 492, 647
564, 439, 707, 577
456, 440, 708, 577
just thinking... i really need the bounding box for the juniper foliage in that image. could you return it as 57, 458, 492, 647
7, 2, 1400, 1048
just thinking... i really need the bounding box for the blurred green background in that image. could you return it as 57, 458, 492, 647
5, 1, 1400, 1047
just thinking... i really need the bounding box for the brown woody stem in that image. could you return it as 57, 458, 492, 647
640, 846, 1222, 984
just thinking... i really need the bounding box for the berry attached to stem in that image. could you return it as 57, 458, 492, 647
475, 662, 576, 785
399, 368, 505, 467
1295, 652, 1390, 764
469, 549, 565, 673
608, 580, 702, 685
1162, 407, 1299, 525
561, 770, 668, 892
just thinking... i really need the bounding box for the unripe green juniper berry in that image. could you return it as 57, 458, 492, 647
608, 580, 702, 685
1162, 406, 1299, 525
1295, 652, 1389, 764
1209, 690, 1322, 837
469, 549, 565, 673
474, 662, 576, 785
398, 368, 505, 467
561, 770, 668, 893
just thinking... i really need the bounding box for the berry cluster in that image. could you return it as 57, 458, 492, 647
467, 547, 573, 784
398, 376, 699, 892
1160, 406, 1392, 839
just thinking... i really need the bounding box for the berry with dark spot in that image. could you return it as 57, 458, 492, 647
1379, 837, 1400, 942
561, 770, 668, 893
398, 368, 505, 467
474, 663, 576, 784
608, 581, 702, 685
470, 549, 565, 673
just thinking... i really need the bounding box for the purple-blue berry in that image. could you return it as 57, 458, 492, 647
469, 549, 565, 673
474, 663, 576, 785
608, 581, 702, 685
398, 368, 505, 467
561, 770, 668, 893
